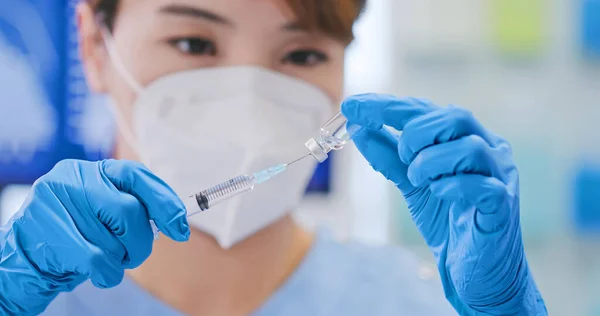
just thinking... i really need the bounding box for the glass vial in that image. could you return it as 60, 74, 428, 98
305, 111, 363, 163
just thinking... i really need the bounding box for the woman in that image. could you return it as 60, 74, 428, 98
0, 0, 547, 315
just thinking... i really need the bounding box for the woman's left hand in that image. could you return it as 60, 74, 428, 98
342, 94, 547, 315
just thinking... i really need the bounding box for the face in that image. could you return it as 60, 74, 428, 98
78, 0, 347, 150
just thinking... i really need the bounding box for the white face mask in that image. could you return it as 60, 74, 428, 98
102, 31, 334, 248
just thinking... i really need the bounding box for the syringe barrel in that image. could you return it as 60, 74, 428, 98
305, 111, 363, 163
152, 174, 256, 239
194, 175, 255, 211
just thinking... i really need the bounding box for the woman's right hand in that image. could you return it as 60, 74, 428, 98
0, 159, 190, 315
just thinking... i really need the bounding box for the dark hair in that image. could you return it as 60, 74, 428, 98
93, 0, 118, 31
89, 0, 366, 43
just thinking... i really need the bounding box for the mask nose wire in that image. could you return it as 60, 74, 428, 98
97, 23, 144, 158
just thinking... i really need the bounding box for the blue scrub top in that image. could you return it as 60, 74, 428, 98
42, 231, 456, 315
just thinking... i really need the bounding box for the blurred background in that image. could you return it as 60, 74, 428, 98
1, 0, 600, 314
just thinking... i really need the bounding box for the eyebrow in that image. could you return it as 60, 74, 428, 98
159, 4, 233, 26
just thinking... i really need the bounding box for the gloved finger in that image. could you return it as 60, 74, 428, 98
352, 127, 414, 194
42, 160, 126, 258
83, 244, 125, 289
429, 174, 512, 233
407, 135, 500, 187
398, 105, 499, 165
96, 191, 154, 269
101, 159, 190, 242
341, 94, 438, 131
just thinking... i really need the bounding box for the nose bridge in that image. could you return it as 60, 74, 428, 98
219, 38, 276, 70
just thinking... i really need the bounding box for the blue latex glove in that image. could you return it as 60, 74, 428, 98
0, 159, 190, 315
342, 94, 547, 315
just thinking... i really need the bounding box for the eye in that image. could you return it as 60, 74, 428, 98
283, 49, 328, 67
168, 38, 216, 56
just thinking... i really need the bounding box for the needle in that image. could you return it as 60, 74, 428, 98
285, 153, 311, 167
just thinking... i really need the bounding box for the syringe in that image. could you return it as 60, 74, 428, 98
150, 155, 310, 239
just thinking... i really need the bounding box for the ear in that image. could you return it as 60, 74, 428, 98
77, 2, 108, 93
